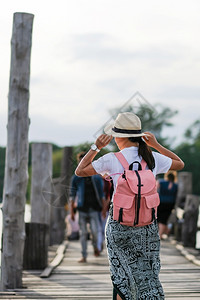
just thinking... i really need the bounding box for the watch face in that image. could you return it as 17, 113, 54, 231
91, 144, 97, 151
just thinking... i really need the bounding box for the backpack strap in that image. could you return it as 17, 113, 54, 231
141, 159, 147, 170
114, 152, 129, 169
115, 153, 148, 171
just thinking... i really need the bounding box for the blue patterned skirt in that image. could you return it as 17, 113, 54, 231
105, 206, 165, 300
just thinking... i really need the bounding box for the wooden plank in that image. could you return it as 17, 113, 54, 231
40, 241, 68, 278
3, 238, 200, 299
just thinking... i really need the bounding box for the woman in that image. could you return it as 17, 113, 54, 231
75, 112, 184, 300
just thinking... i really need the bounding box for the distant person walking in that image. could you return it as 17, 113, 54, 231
75, 112, 184, 299
157, 172, 178, 239
66, 206, 80, 241
70, 152, 104, 263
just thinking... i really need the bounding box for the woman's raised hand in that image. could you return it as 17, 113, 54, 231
143, 131, 184, 170
143, 132, 159, 148
95, 134, 113, 150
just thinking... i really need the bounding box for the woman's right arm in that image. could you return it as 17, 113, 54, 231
143, 132, 184, 171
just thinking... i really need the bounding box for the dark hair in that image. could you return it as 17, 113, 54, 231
167, 173, 175, 182
128, 137, 155, 170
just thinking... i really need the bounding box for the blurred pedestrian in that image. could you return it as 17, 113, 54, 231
70, 152, 104, 263
157, 172, 178, 239
66, 205, 80, 241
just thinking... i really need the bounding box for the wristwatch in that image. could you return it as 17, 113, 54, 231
91, 144, 100, 152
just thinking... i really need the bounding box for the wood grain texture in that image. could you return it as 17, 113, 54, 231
31, 143, 52, 225
1, 12, 34, 290
1, 239, 200, 299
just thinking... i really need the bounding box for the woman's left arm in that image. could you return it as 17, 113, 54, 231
75, 134, 113, 177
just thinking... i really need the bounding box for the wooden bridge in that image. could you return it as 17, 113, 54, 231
1, 239, 200, 299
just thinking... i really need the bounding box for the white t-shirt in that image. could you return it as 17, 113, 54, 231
92, 146, 172, 190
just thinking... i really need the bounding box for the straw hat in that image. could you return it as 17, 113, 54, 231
104, 112, 146, 137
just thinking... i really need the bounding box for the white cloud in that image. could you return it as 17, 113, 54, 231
1, 0, 200, 147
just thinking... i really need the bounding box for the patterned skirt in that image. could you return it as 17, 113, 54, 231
105, 206, 165, 300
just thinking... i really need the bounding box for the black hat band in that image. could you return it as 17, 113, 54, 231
112, 127, 142, 134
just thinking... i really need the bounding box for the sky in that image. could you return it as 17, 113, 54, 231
1, 0, 200, 147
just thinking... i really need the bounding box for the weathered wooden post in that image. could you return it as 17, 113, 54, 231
1, 12, 34, 290
196, 206, 200, 249
23, 143, 52, 269
50, 147, 73, 245
182, 194, 200, 247
50, 178, 64, 245
61, 147, 73, 191
176, 172, 192, 208
31, 143, 52, 225
60, 146, 73, 212
174, 172, 192, 241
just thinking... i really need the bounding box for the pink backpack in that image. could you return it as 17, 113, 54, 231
113, 152, 160, 227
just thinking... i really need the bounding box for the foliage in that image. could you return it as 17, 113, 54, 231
0, 143, 64, 203
184, 120, 200, 142
0, 104, 178, 201
175, 119, 200, 195
123, 103, 177, 138
108, 103, 178, 151
0, 107, 199, 200
52, 148, 63, 177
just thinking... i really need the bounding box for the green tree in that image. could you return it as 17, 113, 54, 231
175, 119, 200, 195
108, 103, 178, 149
0, 104, 180, 201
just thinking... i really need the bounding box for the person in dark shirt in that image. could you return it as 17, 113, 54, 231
70, 152, 104, 263
157, 172, 178, 239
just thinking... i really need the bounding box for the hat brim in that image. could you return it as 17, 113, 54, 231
104, 123, 146, 138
